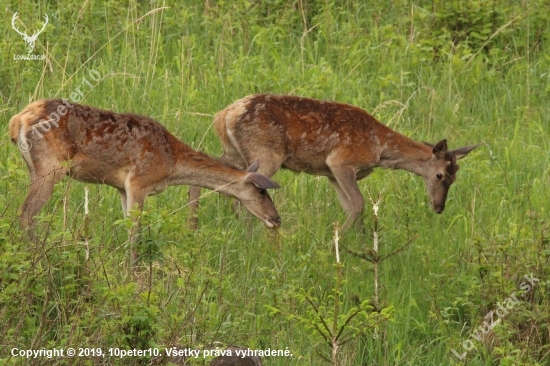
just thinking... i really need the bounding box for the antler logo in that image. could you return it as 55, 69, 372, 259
11, 12, 48, 54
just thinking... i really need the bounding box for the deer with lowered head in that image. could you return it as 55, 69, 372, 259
9, 99, 281, 263
189, 94, 480, 232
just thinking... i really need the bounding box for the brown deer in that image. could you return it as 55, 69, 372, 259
9, 99, 281, 262
189, 94, 480, 232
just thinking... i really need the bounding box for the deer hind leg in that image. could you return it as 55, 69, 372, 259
20, 161, 67, 240
187, 186, 201, 230
326, 164, 365, 234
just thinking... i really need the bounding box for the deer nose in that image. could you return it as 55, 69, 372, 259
431, 200, 445, 214
265, 216, 281, 228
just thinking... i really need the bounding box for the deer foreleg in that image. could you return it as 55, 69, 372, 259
123, 182, 148, 267
327, 166, 365, 233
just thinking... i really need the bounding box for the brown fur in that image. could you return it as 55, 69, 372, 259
9, 100, 47, 142
8, 114, 20, 142
190, 94, 481, 232
10, 100, 281, 260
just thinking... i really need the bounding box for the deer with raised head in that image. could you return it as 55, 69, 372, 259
189, 94, 480, 232
10, 99, 281, 263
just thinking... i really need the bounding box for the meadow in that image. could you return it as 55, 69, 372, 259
1, 1, 549, 365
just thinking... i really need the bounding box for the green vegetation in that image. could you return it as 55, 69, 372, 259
1, 1, 549, 365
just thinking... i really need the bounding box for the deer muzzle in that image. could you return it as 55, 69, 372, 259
265, 216, 281, 228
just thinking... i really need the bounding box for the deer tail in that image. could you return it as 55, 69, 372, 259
9, 100, 48, 143
214, 95, 255, 151
213, 109, 231, 148
9, 112, 23, 143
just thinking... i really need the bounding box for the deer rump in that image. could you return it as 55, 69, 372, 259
10, 99, 176, 189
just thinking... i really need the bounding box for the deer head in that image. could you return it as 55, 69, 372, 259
11, 12, 48, 54
422, 140, 481, 214
233, 161, 281, 228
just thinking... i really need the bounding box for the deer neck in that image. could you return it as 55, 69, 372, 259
376, 128, 432, 177
168, 139, 244, 195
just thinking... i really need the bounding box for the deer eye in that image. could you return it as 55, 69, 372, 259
258, 189, 267, 195
436, 172, 443, 180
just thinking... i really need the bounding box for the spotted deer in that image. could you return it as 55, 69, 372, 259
9, 100, 281, 262
189, 94, 480, 232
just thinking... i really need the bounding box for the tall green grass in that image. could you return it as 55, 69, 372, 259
1, 1, 549, 365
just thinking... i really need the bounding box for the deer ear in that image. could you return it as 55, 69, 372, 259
432, 139, 448, 156
244, 173, 281, 189
451, 143, 482, 159
246, 161, 260, 173
244, 161, 280, 188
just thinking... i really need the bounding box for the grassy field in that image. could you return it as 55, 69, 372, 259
1, 1, 550, 365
